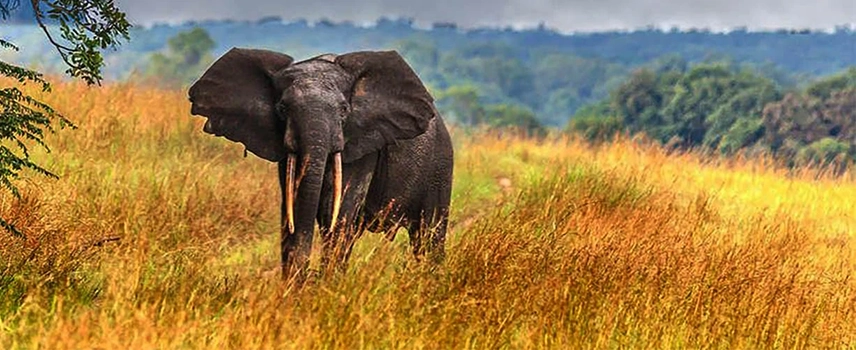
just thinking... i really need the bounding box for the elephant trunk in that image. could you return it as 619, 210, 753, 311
283, 145, 343, 237
280, 115, 345, 278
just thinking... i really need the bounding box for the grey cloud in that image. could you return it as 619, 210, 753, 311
114, 0, 856, 32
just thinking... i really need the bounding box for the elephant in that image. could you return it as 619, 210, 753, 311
188, 48, 454, 280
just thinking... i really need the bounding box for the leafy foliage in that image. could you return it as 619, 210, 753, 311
482, 103, 543, 134
571, 58, 856, 170
578, 63, 782, 151
0, 0, 130, 235
761, 88, 856, 167
798, 138, 851, 166
4, 0, 131, 84
567, 102, 622, 141
144, 27, 215, 88
435, 84, 484, 125
398, 40, 629, 127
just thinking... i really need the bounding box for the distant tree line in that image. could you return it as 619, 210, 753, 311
568, 63, 856, 170
10, 17, 856, 128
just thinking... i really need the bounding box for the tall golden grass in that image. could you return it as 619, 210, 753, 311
1, 78, 855, 348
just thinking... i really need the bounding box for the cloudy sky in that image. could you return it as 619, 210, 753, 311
113, 0, 856, 33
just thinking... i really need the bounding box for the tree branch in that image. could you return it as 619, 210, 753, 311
30, 0, 75, 58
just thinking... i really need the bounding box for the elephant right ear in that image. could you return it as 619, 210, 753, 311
188, 48, 294, 162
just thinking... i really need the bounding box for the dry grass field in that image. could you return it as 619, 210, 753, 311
1, 79, 855, 348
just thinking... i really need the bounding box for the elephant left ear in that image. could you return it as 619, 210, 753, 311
335, 51, 435, 163
188, 48, 294, 162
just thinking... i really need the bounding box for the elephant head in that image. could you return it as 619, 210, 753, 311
188, 48, 435, 245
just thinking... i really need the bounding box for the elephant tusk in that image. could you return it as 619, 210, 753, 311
285, 153, 296, 235
295, 153, 311, 194
330, 152, 343, 232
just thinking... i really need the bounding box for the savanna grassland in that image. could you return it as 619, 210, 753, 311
1, 79, 856, 349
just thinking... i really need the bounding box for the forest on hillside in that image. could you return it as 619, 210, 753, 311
6, 17, 856, 167
570, 64, 856, 169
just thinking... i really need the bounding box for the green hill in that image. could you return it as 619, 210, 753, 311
5, 18, 856, 127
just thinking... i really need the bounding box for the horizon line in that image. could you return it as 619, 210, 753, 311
7, 15, 856, 36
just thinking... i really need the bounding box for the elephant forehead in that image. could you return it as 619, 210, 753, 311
281, 84, 344, 107
286, 60, 339, 75
275, 61, 351, 90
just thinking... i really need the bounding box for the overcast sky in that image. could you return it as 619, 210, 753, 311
113, 0, 856, 33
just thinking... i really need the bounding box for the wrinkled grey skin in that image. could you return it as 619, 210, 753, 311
188, 48, 453, 280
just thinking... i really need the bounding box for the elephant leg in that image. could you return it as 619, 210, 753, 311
427, 206, 449, 263
407, 206, 448, 264
317, 155, 377, 275
408, 173, 451, 264
406, 219, 425, 259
